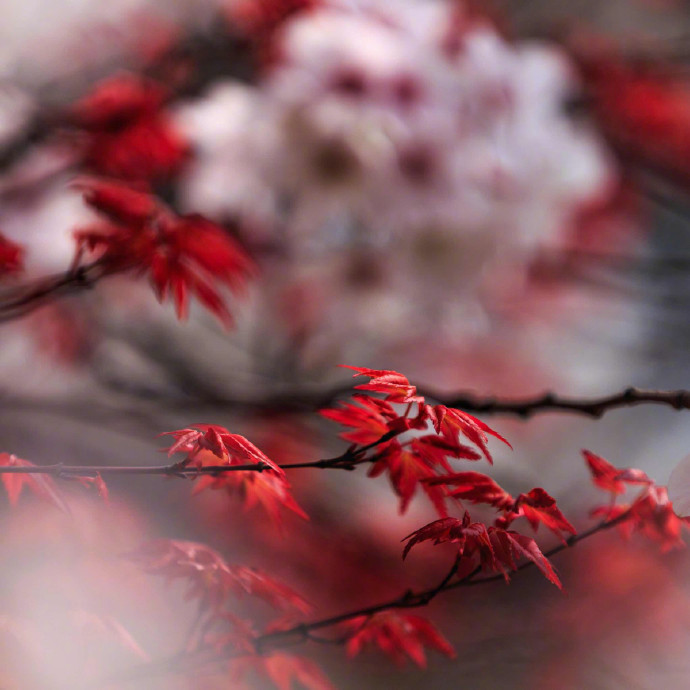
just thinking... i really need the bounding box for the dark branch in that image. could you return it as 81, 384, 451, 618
0, 430, 400, 480
105, 511, 630, 687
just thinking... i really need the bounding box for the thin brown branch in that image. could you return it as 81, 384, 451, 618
434, 387, 690, 419
104, 511, 630, 687
0, 261, 105, 323
254, 511, 629, 651
0, 430, 400, 480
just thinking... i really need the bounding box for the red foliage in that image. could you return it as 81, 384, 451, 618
163, 425, 308, 524
576, 44, 690, 186
435, 405, 512, 464
343, 365, 424, 404
583, 449, 652, 495
0, 234, 24, 278
0, 453, 66, 511
126, 539, 310, 614
425, 471, 514, 511
368, 439, 450, 516
73, 73, 187, 182
344, 611, 455, 668
510, 488, 577, 541
319, 393, 398, 445
586, 450, 689, 551
402, 512, 562, 588
76, 180, 254, 325
321, 366, 511, 515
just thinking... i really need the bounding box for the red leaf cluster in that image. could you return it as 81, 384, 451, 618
0, 233, 24, 278
584, 449, 652, 494
76, 179, 254, 325
163, 425, 307, 524
427, 475, 576, 541
576, 44, 690, 187
343, 366, 424, 404
344, 612, 455, 668
585, 450, 690, 552
126, 539, 310, 615
0, 452, 66, 511
402, 513, 562, 588
73, 73, 187, 182
322, 366, 511, 515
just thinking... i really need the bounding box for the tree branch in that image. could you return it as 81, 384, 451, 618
254, 512, 627, 651
0, 430, 400, 479
104, 511, 630, 687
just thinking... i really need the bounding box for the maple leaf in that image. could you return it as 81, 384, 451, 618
162, 425, 282, 473
435, 406, 511, 464
319, 394, 398, 445
368, 441, 448, 516
126, 539, 310, 614
488, 528, 562, 588
76, 186, 254, 326
0, 453, 67, 511
402, 513, 494, 564
344, 612, 455, 668
73, 72, 187, 182
162, 426, 307, 524
231, 652, 336, 690
341, 366, 423, 404
425, 471, 514, 511
78, 178, 157, 226
593, 486, 690, 553
0, 234, 23, 278
511, 487, 577, 542
583, 450, 652, 495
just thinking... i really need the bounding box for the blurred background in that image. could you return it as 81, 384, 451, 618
1, 0, 690, 688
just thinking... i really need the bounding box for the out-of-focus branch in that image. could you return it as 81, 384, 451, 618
104, 511, 630, 686
0, 261, 105, 323
255, 511, 628, 651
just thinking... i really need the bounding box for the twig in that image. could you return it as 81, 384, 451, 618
254, 510, 629, 650
104, 511, 630, 687
433, 387, 690, 419
0, 430, 400, 480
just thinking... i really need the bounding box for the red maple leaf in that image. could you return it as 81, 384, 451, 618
164, 424, 283, 473
341, 366, 424, 404
73, 73, 187, 182
162, 426, 307, 525
126, 540, 310, 614
76, 183, 254, 326
425, 471, 514, 511
488, 527, 562, 588
344, 612, 455, 668
593, 486, 690, 552
583, 449, 652, 495
402, 513, 493, 563
510, 487, 577, 541
0, 453, 67, 511
368, 440, 448, 516
78, 178, 156, 226
435, 406, 511, 464
319, 393, 398, 445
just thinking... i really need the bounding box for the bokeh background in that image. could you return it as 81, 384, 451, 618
1, 0, 690, 688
